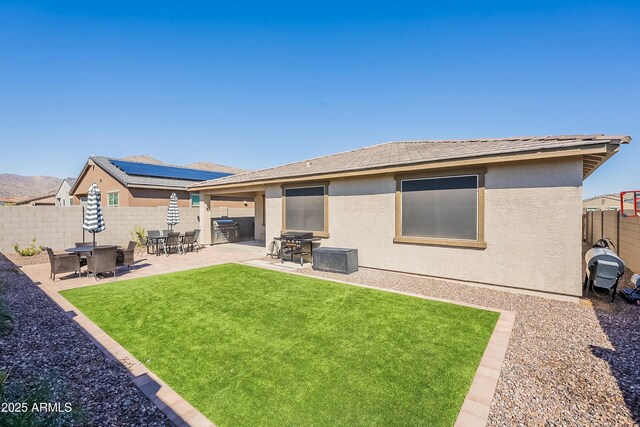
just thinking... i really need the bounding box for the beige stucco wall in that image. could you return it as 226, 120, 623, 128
266, 158, 584, 296
254, 192, 266, 241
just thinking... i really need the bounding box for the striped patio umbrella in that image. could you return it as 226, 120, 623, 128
82, 183, 106, 246
166, 192, 180, 231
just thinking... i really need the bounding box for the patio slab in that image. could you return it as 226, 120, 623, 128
22, 241, 265, 291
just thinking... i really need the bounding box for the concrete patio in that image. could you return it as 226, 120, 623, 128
21, 241, 266, 292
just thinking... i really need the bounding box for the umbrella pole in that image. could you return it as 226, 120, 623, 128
92, 233, 96, 247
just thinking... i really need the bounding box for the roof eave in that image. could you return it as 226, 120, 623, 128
189, 143, 615, 192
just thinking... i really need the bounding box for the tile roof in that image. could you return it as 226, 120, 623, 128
189, 134, 631, 189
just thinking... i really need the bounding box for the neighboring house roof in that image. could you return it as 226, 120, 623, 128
16, 192, 56, 204
189, 134, 631, 190
582, 193, 619, 203
71, 156, 241, 194
56, 177, 77, 196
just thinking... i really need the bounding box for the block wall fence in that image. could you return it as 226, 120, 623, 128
0, 206, 254, 253
583, 210, 640, 273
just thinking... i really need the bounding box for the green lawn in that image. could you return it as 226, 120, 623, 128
61, 264, 498, 426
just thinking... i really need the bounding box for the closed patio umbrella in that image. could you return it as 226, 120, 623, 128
82, 183, 105, 246
166, 192, 180, 231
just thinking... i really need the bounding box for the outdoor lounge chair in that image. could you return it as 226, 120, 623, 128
182, 231, 198, 253
46, 247, 81, 281
117, 241, 137, 268
165, 232, 183, 255
86, 246, 118, 280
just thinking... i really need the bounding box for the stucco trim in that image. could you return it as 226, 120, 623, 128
394, 168, 487, 249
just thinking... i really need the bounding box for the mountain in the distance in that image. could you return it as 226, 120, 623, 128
184, 162, 248, 174
120, 155, 167, 165
0, 174, 62, 199
120, 155, 248, 174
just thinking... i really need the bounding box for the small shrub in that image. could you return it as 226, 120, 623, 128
13, 238, 43, 257
0, 304, 12, 336
0, 371, 88, 426
130, 225, 147, 248
0, 281, 12, 336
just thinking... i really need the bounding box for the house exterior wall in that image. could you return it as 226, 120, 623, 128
265, 158, 584, 296
72, 159, 252, 208
254, 192, 266, 241
55, 181, 74, 206
582, 195, 623, 212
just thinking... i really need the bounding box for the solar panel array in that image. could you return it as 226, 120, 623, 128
110, 159, 232, 181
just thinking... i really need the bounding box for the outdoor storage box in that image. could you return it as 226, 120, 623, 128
312, 247, 358, 274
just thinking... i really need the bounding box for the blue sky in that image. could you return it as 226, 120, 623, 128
0, 1, 638, 198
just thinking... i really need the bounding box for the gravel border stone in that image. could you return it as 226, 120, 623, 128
0, 252, 171, 426
300, 252, 640, 426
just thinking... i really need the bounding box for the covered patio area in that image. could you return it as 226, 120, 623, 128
195, 186, 267, 245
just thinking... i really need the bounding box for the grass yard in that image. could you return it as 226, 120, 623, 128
61, 264, 499, 426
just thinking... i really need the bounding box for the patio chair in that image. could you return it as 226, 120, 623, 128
46, 247, 81, 281
193, 229, 201, 249
165, 232, 183, 256
135, 232, 151, 255
86, 246, 118, 280
182, 231, 198, 253
117, 241, 137, 268
146, 230, 165, 255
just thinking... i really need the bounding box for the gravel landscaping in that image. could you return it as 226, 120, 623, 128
301, 258, 640, 426
0, 253, 170, 426
4, 251, 49, 266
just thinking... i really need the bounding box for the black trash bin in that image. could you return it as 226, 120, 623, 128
312, 247, 358, 274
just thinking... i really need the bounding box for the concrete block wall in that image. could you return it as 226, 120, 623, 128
619, 215, 640, 273
585, 210, 640, 273
602, 210, 618, 248
0, 206, 254, 253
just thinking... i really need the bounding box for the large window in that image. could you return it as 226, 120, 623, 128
283, 184, 328, 236
395, 170, 485, 248
107, 191, 119, 207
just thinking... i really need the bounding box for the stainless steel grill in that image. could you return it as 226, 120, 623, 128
212, 219, 240, 244
275, 232, 318, 265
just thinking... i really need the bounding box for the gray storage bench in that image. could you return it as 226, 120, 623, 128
312, 247, 358, 274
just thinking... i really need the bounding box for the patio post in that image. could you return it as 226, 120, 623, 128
198, 193, 212, 246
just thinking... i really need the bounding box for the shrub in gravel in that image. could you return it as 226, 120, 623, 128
0, 371, 88, 426
13, 238, 43, 257
0, 280, 13, 335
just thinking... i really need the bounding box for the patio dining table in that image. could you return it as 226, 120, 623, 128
147, 233, 186, 256
64, 245, 119, 278
64, 245, 118, 254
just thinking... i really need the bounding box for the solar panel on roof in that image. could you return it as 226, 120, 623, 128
109, 159, 231, 181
